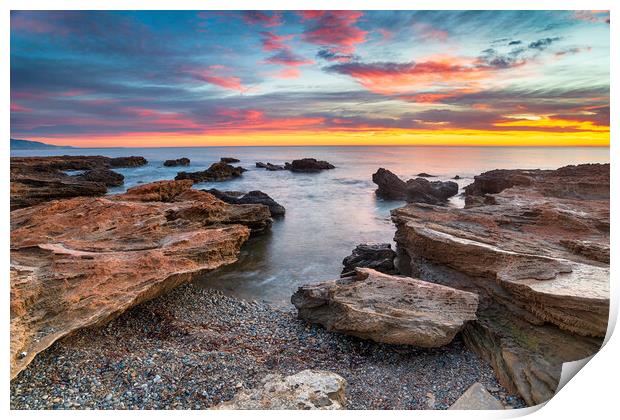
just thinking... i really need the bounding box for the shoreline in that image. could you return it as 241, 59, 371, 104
10, 284, 525, 410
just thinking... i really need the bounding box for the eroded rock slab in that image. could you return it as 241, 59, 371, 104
292, 268, 478, 347
10, 180, 272, 379
213, 370, 347, 410
206, 189, 285, 217
392, 163, 609, 405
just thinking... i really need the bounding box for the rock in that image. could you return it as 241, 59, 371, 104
449, 383, 504, 410
10, 155, 146, 210
453, 175, 461, 180
284, 158, 335, 173
175, 162, 246, 183
163, 158, 190, 167
392, 163, 609, 405
77, 168, 124, 187
341, 243, 397, 276
405, 178, 459, 205
10, 180, 272, 378
220, 157, 240, 163
213, 370, 347, 410
372, 168, 408, 200
205, 189, 285, 217
292, 268, 479, 347
256, 162, 285, 171
417, 172, 435, 177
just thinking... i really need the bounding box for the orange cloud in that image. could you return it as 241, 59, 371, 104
494, 116, 609, 132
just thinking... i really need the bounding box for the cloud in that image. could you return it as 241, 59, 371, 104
316, 49, 358, 62
508, 40, 522, 45
189, 66, 247, 91
573, 11, 610, 24
260, 31, 294, 51
265, 50, 313, 66
272, 68, 301, 79
300, 11, 367, 54
528, 37, 561, 51
242, 11, 282, 27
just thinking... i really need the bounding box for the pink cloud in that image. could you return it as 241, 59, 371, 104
412, 23, 449, 42
377, 28, 393, 42
243, 11, 282, 27
11, 103, 32, 112
265, 50, 314, 66
260, 31, 294, 52
573, 10, 610, 23
187, 66, 247, 91
273, 68, 301, 79
297, 11, 326, 21
301, 11, 367, 54
215, 107, 324, 131
123, 107, 200, 128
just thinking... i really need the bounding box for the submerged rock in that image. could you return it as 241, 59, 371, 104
163, 157, 190, 167
392, 163, 609, 405
10, 155, 147, 210
256, 161, 286, 171
10, 179, 272, 379
341, 243, 397, 276
372, 168, 458, 204
449, 383, 504, 410
213, 370, 347, 410
285, 158, 335, 172
175, 161, 246, 182
206, 189, 285, 217
292, 268, 479, 347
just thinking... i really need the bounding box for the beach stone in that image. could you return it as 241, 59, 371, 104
341, 243, 397, 275
392, 163, 609, 405
449, 383, 504, 410
163, 157, 190, 167
206, 189, 285, 217
284, 158, 334, 172
292, 268, 479, 347
10, 180, 271, 379
213, 370, 347, 410
175, 161, 245, 182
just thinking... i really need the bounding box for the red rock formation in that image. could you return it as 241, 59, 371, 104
10, 180, 272, 379
392, 163, 609, 405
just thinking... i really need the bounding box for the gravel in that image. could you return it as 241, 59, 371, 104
11, 284, 525, 410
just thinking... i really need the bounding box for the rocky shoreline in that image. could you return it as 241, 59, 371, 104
10, 284, 525, 410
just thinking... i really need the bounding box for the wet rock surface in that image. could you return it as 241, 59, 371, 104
392, 163, 609, 405
214, 370, 347, 409
10, 180, 272, 378
220, 157, 240, 163
292, 268, 479, 347
163, 158, 190, 167
285, 158, 335, 172
341, 243, 397, 275
10, 286, 523, 409
256, 162, 286, 171
10, 155, 147, 210
175, 161, 246, 183
206, 189, 285, 217
372, 168, 458, 204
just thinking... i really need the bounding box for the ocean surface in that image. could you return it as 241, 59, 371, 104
12, 146, 609, 305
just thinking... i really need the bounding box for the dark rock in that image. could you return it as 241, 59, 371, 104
284, 158, 335, 173
341, 243, 397, 276
220, 157, 240, 163
417, 172, 435, 177
453, 175, 461, 180
108, 156, 148, 168
372, 168, 458, 204
256, 162, 285, 171
175, 162, 246, 183
77, 168, 124, 187
206, 189, 285, 217
163, 158, 190, 167
372, 168, 408, 200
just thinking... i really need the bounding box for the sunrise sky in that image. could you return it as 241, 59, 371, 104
10, 10, 610, 147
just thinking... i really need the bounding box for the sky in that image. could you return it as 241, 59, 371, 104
10, 10, 610, 147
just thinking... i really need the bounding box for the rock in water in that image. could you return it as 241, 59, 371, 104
220, 157, 240, 163
284, 158, 335, 172
392, 163, 609, 405
213, 370, 347, 410
175, 161, 245, 182
10, 155, 147, 210
292, 268, 479, 347
10, 180, 272, 379
256, 162, 285, 171
449, 383, 504, 410
206, 189, 285, 217
341, 243, 397, 275
372, 168, 458, 204
163, 157, 190, 167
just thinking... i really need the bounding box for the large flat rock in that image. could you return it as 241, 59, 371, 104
292, 268, 479, 347
392, 163, 609, 405
10, 180, 272, 379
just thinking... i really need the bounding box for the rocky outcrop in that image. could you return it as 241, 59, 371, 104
175, 162, 246, 183
372, 168, 458, 204
205, 189, 285, 217
292, 268, 479, 347
285, 158, 335, 172
417, 172, 435, 177
220, 157, 240, 163
163, 157, 190, 167
449, 383, 504, 410
213, 370, 347, 410
10, 155, 147, 210
341, 243, 397, 276
392, 163, 609, 405
10, 180, 272, 379
256, 162, 285, 171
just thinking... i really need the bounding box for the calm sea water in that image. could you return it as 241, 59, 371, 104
11, 146, 609, 305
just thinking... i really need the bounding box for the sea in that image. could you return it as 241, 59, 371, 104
11, 146, 610, 305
